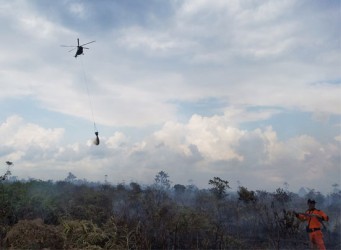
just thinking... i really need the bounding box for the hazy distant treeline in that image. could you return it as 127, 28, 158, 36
0, 171, 340, 249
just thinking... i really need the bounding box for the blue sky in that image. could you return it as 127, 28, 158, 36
0, 0, 340, 194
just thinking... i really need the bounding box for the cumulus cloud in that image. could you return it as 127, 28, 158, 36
148, 113, 340, 191
0, 115, 64, 150
0, 115, 64, 169
0, 112, 339, 193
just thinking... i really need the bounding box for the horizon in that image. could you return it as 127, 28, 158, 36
3, 168, 339, 196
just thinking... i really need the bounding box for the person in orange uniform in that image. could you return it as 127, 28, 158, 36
295, 199, 329, 250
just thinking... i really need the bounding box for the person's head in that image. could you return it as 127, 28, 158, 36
307, 199, 316, 209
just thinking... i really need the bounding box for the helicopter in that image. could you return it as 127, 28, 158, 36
61, 38, 95, 58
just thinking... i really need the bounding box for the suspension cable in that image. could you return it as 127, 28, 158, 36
79, 57, 98, 133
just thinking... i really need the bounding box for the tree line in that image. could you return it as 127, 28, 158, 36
0, 170, 340, 249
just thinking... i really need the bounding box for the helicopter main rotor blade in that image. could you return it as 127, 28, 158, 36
68, 48, 77, 52
78, 38, 79, 46
83, 47, 89, 49
61, 45, 77, 47
80, 41, 95, 46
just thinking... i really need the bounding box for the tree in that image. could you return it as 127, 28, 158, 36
174, 184, 186, 195
208, 177, 230, 200
1, 161, 12, 181
130, 182, 142, 194
154, 171, 171, 190
273, 188, 291, 204
65, 172, 77, 183
237, 186, 257, 203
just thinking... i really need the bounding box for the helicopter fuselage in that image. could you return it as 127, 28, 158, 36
75, 46, 84, 57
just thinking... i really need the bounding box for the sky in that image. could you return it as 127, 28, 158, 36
0, 0, 340, 194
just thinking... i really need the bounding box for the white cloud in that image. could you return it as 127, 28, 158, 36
1, 115, 63, 147
185, 115, 244, 161
335, 135, 341, 143
0, 115, 64, 164
68, 3, 86, 18
142, 112, 340, 192
117, 27, 180, 52
0, 113, 339, 193
106, 132, 128, 149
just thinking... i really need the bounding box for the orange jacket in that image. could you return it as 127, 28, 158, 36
297, 209, 329, 229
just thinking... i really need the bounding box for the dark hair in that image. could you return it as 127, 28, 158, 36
307, 199, 316, 204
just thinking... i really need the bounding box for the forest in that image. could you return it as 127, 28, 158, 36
0, 169, 340, 249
